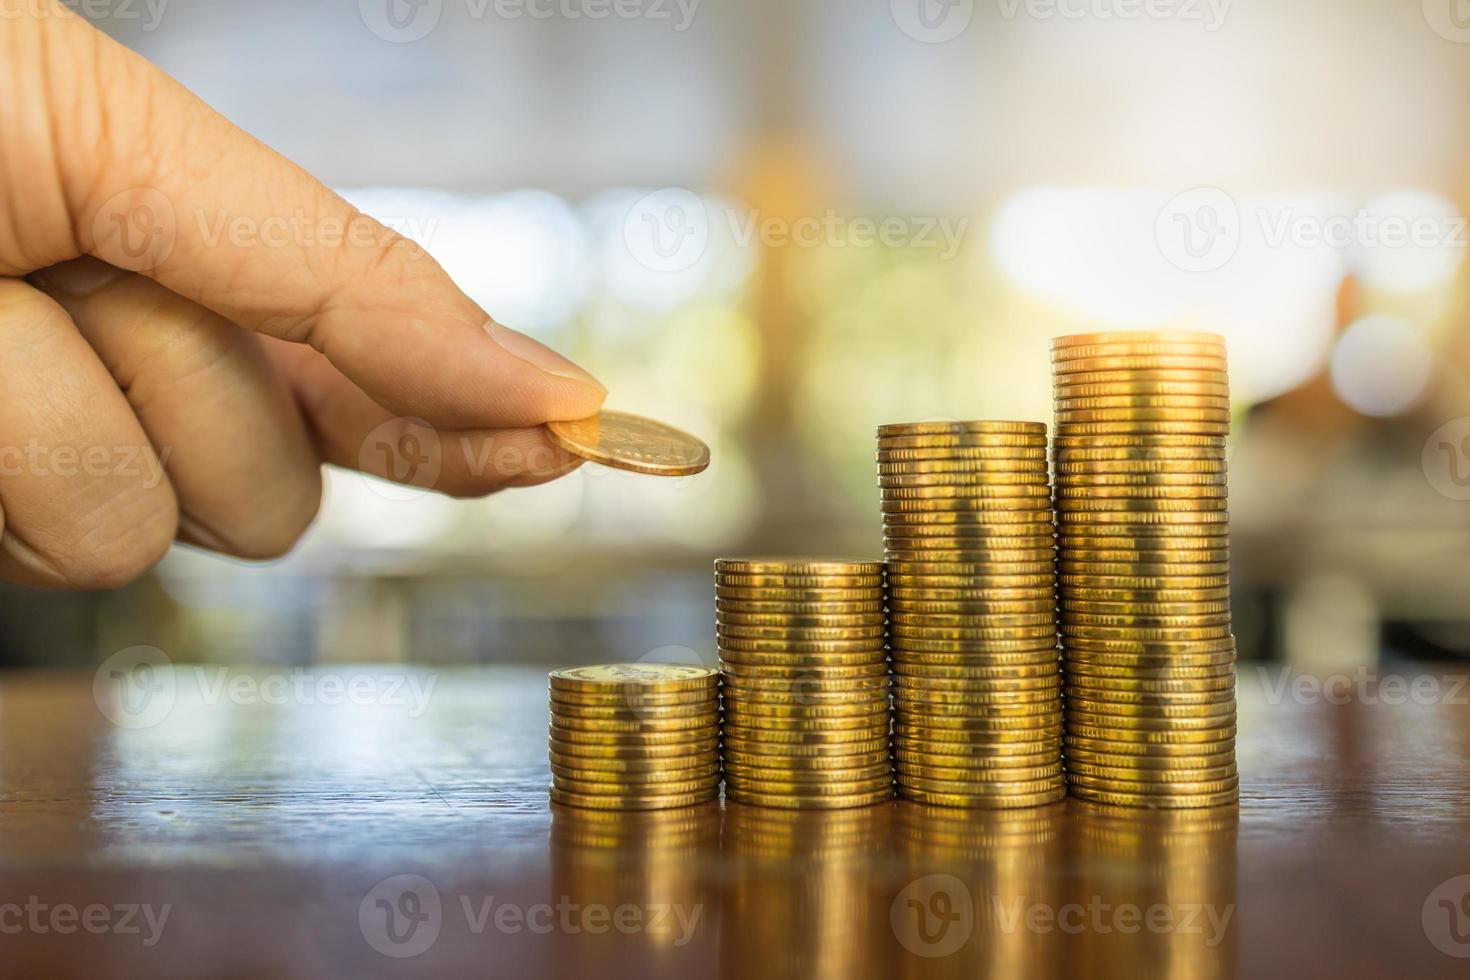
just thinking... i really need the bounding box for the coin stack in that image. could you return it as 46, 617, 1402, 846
877, 421, 1066, 809
1051, 331, 1238, 809
716, 559, 894, 810
548, 664, 721, 811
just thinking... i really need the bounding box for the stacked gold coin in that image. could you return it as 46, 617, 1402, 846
548, 664, 721, 810
716, 559, 894, 810
1051, 331, 1239, 809
877, 421, 1065, 809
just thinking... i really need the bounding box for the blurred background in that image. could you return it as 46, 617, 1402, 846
5, 0, 1470, 673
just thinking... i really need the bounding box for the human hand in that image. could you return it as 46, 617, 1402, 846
0, 3, 605, 589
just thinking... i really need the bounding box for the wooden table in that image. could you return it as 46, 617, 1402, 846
1, 664, 1468, 978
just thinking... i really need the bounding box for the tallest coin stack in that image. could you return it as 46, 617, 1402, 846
1051, 331, 1239, 809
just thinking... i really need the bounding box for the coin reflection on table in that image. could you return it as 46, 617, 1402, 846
1068, 803, 1240, 980
548, 804, 721, 974
720, 802, 892, 980
891, 802, 1064, 979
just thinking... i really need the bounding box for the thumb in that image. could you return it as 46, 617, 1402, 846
6, 5, 604, 430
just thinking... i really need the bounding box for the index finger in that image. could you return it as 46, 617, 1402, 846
19, 7, 605, 431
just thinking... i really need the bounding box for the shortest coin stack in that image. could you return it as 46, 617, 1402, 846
716, 559, 895, 810
548, 664, 721, 811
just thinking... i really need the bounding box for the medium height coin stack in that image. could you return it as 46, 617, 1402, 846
716, 559, 895, 810
548, 665, 721, 811
1051, 330, 1239, 809
877, 421, 1066, 809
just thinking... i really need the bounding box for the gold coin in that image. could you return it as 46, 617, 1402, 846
889, 637, 1060, 656
1060, 624, 1232, 643
549, 787, 718, 811
721, 733, 891, 756
549, 664, 719, 695
883, 519, 1055, 537
1060, 597, 1231, 616
1056, 495, 1228, 512
896, 758, 1061, 781
901, 771, 1064, 794
717, 624, 887, 642
550, 688, 718, 709
897, 692, 1059, 714
715, 573, 882, 589
716, 599, 886, 617
889, 647, 1060, 667
1051, 329, 1224, 348
1056, 421, 1231, 436
898, 785, 1066, 808
1057, 513, 1229, 530
1065, 673, 1235, 695
1055, 470, 1226, 487
1057, 528, 1230, 545
1062, 745, 1235, 769
895, 710, 1061, 732
1063, 733, 1235, 756
719, 654, 888, 674
723, 766, 893, 790
716, 611, 888, 628
722, 747, 891, 770
894, 671, 1059, 692
887, 610, 1055, 628
716, 586, 883, 603
1064, 697, 1236, 722
1062, 612, 1232, 629
893, 746, 1059, 771
549, 699, 718, 722
887, 597, 1055, 615
721, 687, 890, 710
879, 475, 1053, 492
1056, 460, 1227, 477
876, 434, 1048, 451
883, 510, 1055, 527
885, 533, 1056, 549
1055, 407, 1230, 425
1059, 586, 1232, 605
1065, 760, 1237, 783
893, 661, 1058, 680
552, 772, 717, 796
884, 548, 1055, 565
724, 786, 894, 810
894, 732, 1061, 754
1061, 636, 1236, 656
895, 721, 1062, 744
548, 750, 718, 773
1065, 785, 1238, 809
889, 623, 1057, 642
548, 735, 719, 758
1054, 372, 1231, 395
720, 698, 890, 720
1059, 556, 1229, 575
882, 499, 1052, 514
1053, 445, 1228, 463
715, 558, 884, 576
1053, 352, 1226, 371
887, 572, 1054, 589
1064, 716, 1235, 739
550, 761, 721, 785
1064, 660, 1234, 680
1052, 430, 1228, 447
1060, 551, 1230, 568
550, 713, 716, 734
721, 711, 890, 734
717, 634, 887, 653
718, 661, 890, 680
877, 421, 1047, 438
1067, 772, 1239, 795
546, 410, 710, 477
1055, 377, 1230, 397
1060, 575, 1231, 593
1055, 393, 1231, 411
880, 484, 1051, 501
723, 774, 893, 797
721, 672, 892, 692
876, 458, 1050, 475
876, 446, 1050, 462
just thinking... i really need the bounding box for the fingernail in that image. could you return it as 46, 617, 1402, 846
485, 321, 606, 393
31, 258, 121, 298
